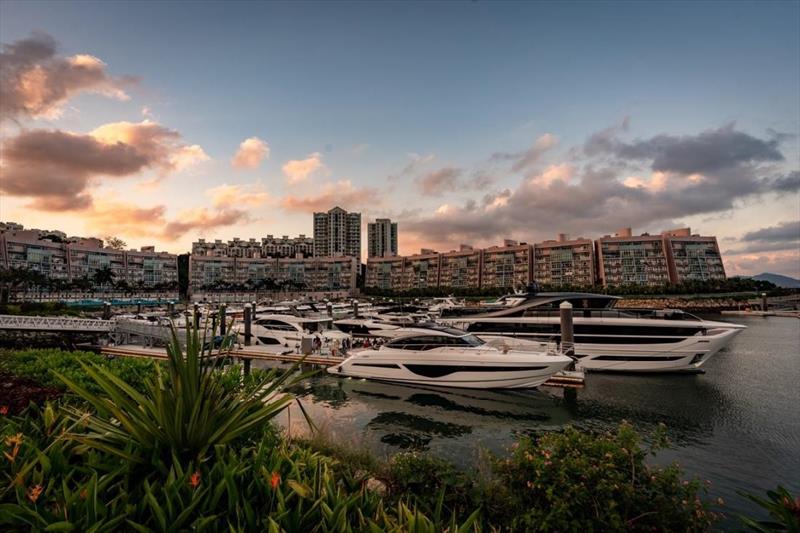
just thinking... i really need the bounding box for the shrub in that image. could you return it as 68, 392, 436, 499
54, 323, 303, 465
0, 348, 157, 395
493, 422, 717, 531
738, 485, 800, 532
0, 404, 480, 531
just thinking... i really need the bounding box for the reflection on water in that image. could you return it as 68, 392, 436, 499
273, 316, 800, 521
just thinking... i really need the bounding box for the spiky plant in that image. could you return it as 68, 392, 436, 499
56, 318, 301, 464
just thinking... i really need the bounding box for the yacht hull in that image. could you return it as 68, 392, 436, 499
476, 326, 743, 373
328, 350, 571, 389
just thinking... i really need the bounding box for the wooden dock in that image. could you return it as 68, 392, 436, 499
99, 345, 585, 388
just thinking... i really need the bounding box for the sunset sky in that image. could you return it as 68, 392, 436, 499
1, 1, 798, 276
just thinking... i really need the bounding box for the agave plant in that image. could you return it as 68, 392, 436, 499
55, 318, 304, 464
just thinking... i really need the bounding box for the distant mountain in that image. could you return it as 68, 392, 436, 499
751, 272, 800, 288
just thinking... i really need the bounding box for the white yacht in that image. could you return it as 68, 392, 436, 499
328, 325, 572, 389
440, 291, 746, 373
235, 314, 350, 347
333, 315, 402, 337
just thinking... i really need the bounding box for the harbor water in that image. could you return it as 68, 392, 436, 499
275, 315, 800, 522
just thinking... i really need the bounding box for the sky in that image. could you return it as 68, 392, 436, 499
1, 1, 798, 277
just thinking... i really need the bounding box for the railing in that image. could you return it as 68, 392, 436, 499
0, 314, 113, 332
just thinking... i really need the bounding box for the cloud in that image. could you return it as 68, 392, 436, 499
387, 152, 436, 181
282, 152, 325, 184
161, 208, 250, 241
491, 133, 558, 172
742, 221, 800, 242
398, 122, 797, 250
0, 120, 208, 210
231, 136, 270, 169
0, 31, 136, 121
280, 180, 380, 212
205, 183, 271, 208
725, 250, 800, 278
416, 167, 462, 196
589, 123, 784, 175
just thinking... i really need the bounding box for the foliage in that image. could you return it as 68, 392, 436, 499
386, 451, 479, 519
738, 486, 800, 532
493, 423, 717, 531
0, 403, 480, 532
104, 236, 127, 250
0, 348, 157, 395
54, 322, 301, 464
0, 302, 82, 317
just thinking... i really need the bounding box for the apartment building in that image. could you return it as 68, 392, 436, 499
662, 228, 726, 283
595, 228, 671, 287
439, 246, 482, 288
313, 207, 361, 260
364, 255, 405, 290
533, 235, 596, 287
402, 250, 441, 290
189, 255, 357, 293
367, 218, 398, 258
192, 235, 314, 259
481, 240, 532, 290
364, 228, 726, 292
261, 235, 314, 258
0, 223, 178, 288
125, 247, 180, 286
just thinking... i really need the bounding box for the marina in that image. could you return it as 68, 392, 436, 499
274, 314, 800, 525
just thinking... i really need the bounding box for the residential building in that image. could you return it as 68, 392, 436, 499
662, 228, 726, 283
534, 235, 596, 287
595, 228, 671, 287
189, 255, 358, 293
365, 255, 405, 290
261, 235, 314, 258
401, 251, 441, 290
481, 240, 532, 290
189, 256, 237, 289
192, 235, 314, 259
125, 247, 180, 287
367, 218, 398, 258
313, 207, 361, 260
0, 223, 177, 288
439, 245, 482, 288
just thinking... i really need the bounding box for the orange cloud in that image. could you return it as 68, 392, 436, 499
78, 197, 249, 242
205, 183, 271, 208
231, 136, 270, 169
282, 152, 325, 185
280, 180, 380, 212
0, 120, 208, 210
161, 207, 250, 241
0, 32, 136, 121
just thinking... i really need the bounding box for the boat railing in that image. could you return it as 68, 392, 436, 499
495, 308, 703, 321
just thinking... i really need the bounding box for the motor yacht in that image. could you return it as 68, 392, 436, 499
234, 313, 350, 347
327, 325, 572, 389
440, 291, 746, 373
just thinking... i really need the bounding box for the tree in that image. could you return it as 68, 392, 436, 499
105, 236, 127, 250
92, 266, 116, 290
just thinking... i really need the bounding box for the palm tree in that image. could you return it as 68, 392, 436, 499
92, 266, 116, 291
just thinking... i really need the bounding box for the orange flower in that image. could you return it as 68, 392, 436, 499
189, 470, 201, 488
4, 433, 23, 463
270, 471, 281, 489
0, 406, 8, 415
26, 484, 43, 503
79, 488, 88, 500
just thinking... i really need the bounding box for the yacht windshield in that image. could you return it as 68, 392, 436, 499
386, 333, 485, 350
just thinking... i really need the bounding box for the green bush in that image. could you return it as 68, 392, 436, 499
493, 423, 717, 531
738, 485, 800, 532
0, 403, 480, 532
0, 348, 157, 395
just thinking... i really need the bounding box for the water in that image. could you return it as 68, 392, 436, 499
274, 316, 800, 522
